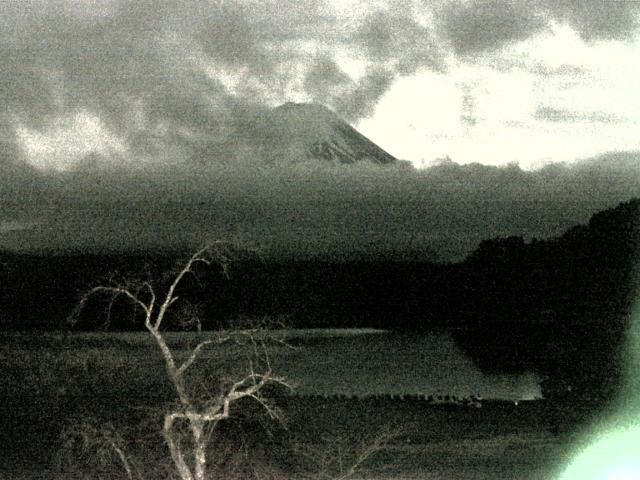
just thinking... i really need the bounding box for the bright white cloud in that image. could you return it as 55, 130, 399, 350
357, 70, 463, 160
357, 18, 640, 169
16, 111, 126, 170
516, 22, 591, 68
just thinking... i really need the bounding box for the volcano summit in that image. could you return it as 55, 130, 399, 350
230, 103, 398, 165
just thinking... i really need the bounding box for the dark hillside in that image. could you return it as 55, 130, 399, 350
452, 198, 640, 423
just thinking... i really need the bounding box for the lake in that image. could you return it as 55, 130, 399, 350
272, 329, 542, 400
1, 328, 542, 401
0, 327, 550, 478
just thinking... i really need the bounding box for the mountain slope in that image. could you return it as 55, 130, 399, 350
247, 102, 398, 165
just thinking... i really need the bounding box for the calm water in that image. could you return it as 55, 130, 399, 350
6, 328, 542, 401
273, 329, 542, 400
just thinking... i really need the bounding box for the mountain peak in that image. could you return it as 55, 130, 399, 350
251, 102, 397, 165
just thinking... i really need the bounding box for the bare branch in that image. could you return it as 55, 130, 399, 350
334, 428, 401, 480
154, 245, 215, 330
201, 368, 291, 424
144, 281, 156, 314
89, 286, 150, 315
111, 442, 135, 480
177, 339, 216, 376
69, 285, 153, 328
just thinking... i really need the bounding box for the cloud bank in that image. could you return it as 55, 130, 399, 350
2, 153, 639, 260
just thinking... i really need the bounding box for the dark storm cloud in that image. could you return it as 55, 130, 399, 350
437, 0, 547, 55
547, 0, 640, 42
0, 0, 457, 176
301, 57, 395, 123
0, 119, 43, 192
310, 7, 449, 122
0, 1, 240, 166
337, 68, 396, 123
303, 56, 352, 107
0, 0, 343, 165
300, 8, 447, 122
353, 8, 446, 75
437, 0, 640, 56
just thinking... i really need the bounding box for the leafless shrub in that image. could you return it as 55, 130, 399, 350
296, 427, 402, 480
56, 418, 142, 480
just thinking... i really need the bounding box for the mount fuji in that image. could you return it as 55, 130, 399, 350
222, 102, 398, 165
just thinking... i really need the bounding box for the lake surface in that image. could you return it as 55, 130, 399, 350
2, 328, 541, 401
273, 329, 542, 400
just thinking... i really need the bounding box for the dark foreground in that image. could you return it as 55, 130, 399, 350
1, 392, 576, 479
0, 333, 580, 478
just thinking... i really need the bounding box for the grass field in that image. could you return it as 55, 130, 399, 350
0, 330, 574, 479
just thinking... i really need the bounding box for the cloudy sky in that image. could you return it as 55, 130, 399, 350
3, 0, 640, 170
1, 0, 640, 258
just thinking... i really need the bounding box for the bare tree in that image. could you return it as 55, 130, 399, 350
72, 244, 291, 480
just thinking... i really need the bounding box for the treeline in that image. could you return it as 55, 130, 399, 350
0, 251, 458, 331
